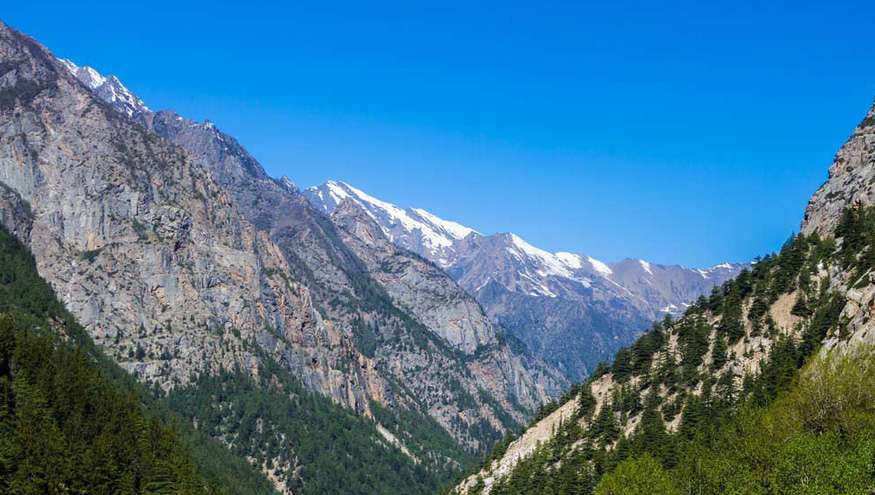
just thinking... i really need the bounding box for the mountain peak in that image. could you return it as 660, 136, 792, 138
57, 57, 150, 118
304, 180, 479, 266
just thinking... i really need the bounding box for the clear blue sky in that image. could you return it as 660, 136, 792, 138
7, 1, 875, 266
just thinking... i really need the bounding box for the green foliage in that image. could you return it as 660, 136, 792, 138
0, 225, 275, 494
480, 206, 875, 495
0, 315, 211, 494
570, 346, 875, 495
166, 356, 465, 495
671, 345, 875, 495
594, 454, 678, 495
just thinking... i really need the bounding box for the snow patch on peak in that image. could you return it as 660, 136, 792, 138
57, 57, 150, 117
411, 208, 478, 240
587, 256, 613, 277
506, 234, 574, 279
305, 181, 481, 263
59, 59, 105, 89
509, 234, 551, 259
639, 259, 653, 275
324, 180, 352, 205
555, 252, 583, 270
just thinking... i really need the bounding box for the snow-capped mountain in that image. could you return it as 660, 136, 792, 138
306, 180, 477, 266
305, 180, 745, 380
57, 53, 741, 382
58, 58, 150, 118
44, 51, 565, 484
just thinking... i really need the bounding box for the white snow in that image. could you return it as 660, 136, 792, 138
411, 208, 478, 240
555, 252, 583, 270
306, 180, 716, 306
711, 262, 734, 270
587, 256, 614, 277
57, 57, 150, 116
78, 66, 107, 89
508, 234, 574, 279
325, 181, 352, 205
318, 181, 471, 253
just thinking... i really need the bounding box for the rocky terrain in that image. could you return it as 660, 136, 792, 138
306, 180, 743, 380
0, 20, 569, 492
802, 103, 875, 236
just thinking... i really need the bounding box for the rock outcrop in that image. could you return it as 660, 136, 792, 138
802, 101, 875, 236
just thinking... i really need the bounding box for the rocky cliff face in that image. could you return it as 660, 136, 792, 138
802, 102, 875, 236
330, 199, 499, 354
0, 23, 370, 404
136, 108, 559, 451
42, 33, 563, 456
306, 181, 744, 381
330, 199, 565, 416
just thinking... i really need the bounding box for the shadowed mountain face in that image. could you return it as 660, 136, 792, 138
0, 20, 568, 493
305, 181, 743, 380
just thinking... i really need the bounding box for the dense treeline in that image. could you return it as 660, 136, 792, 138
0, 220, 479, 495
0, 225, 275, 494
0, 315, 209, 494
167, 357, 466, 495
596, 344, 875, 494
471, 205, 875, 495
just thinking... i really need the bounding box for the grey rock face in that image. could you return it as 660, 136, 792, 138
607, 258, 743, 315
306, 180, 744, 381
330, 199, 566, 415
330, 199, 497, 353
0, 21, 372, 414
137, 111, 558, 448
802, 102, 875, 236
51, 46, 561, 450
307, 180, 477, 266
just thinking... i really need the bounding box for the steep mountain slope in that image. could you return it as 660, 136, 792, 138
0, 231, 212, 494
0, 20, 566, 492
453, 99, 875, 495
305, 180, 742, 380
0, 21, 487, 494
0, 222, 275, 494
71, 68, 562, 446
328, 199, 564, 411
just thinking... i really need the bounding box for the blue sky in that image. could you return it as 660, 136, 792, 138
7, 1, 875, 266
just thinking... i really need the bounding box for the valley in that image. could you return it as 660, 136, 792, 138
1, 10, 873, 495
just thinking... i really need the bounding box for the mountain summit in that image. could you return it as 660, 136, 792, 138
305, 181, 743, 380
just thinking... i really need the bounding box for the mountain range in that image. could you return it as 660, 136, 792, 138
452, 97, 875, 494
305, 180, 743, 380
0, 19, 755, 495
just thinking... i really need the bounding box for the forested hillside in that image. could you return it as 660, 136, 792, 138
0, 212, 468, 495
0, 224, 279, 494
452, 101, 875, 495
455, 201, 875, 494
